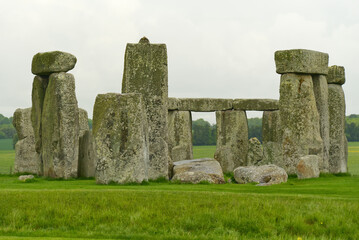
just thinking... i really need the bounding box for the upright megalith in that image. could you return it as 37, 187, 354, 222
275, 49, 326, 174
312, 75, 330, 172
122, 37, 170, 179
41, 73, 79, 178
327, 66, 347, 173
78, 109, 95, 178
168, 111, 193, 163
31, 75, 48, 154
214, 110, 248, 172
262, 110, 282, 166
92, 93, 149, 184
13, 108, 41, 174
32, 51, 77, 76
247, 137, 263, 166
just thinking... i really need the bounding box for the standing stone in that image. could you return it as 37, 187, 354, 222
78, 109, 95, 178
296, 155, 320, 179
168, 111, 193, 163
214, 110, 248, 172
122, 37, 170, 179
312, 75, 330, 172
328, 84, 347, 173
327, 65, 345, 85
41, 72, 79, 179
262, 110, 282, 165
279, 74, 323, 174
31, 75, 48, 154
92, 93, 149, 184
13, 108, 41, 174
31, 51, 77, 76
247, 137, 263, 166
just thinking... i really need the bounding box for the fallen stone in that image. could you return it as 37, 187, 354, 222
31, 75, 48, 153
214, 110, 248, 172
233, 99, 279, 111
328, 84, 347, 173
41, 72, 79, 179
13, 108, 41, 175
31, 51, 77, 76
262, 110, 282, 165
171, 158, 225, 184
168, 111, 193, 163
18, 175, 34, 181
312, 75, 330, 172
327, 65, 345, 85
247, 137, 263, 166
233, 164, 288, 186
296, 155, 320, 179
122, 38, 170, 180
275, 49, 329, 75
93, 93, 149, 184
279, 73, 323, 174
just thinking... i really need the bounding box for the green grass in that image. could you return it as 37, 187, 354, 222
0, 150, 14, 174
0, 144, 357, 239
0, 139, 13, 151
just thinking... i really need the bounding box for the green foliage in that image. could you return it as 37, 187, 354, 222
88, 118, 93, 129
0, 114, 16, 140
248, 117, 262, 142
192, 119, 216, 146
346, 115, 359, 141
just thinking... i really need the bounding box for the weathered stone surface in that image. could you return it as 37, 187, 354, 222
327, 65, 345, 85
262, 110, 282, 165
31, 51, 77, 76
93, 93, 149, 184
247, 137, 263, 166
168, 98, 180, 110
78, 109, 95, 178
122, 39, 169, 179
233, 164, 288, 186
171, 158, 225, 184
168, 111, 193, 163
312, 75, 330, 172
175, 98, 233, 112
296, 155, 320, 179
31, 75, 48, 154
275, 49, 329, 75
41, 73, 79, 179
214, 110, 248, 172
18, 175, 34, 181
279, 74, 323, 174
328, 84, 347, 173
233, 99, 279, 111
13, 108, 41, 174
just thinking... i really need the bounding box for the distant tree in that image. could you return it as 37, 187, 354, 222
88, 119, 93, 130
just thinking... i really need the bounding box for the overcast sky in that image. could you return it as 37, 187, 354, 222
1, 0, 358, 123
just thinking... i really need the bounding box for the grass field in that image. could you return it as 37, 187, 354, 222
0, 144, 358, 239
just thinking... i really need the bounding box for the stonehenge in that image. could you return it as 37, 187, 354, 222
13, 39, 348, 183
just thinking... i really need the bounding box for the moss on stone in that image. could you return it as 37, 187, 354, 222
31, 51, 77, 76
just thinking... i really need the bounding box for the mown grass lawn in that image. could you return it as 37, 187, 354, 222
0, 144, 358, 239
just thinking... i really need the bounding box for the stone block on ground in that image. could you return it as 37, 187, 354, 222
214, 110, 248, 172
247, 137, 263, 166
279, 73, 323, 174
41, 72, 79, 179
327, 65, 345, 85
312, 75, 330, 172
168, 111, 193, 163
328, 84, 347, 173
93, 93, 149, 184
18, 175, 34, 181
233, 99, 279, 111
13, 108, 41, 174
171, 158, 225, 184
32, 51, 77, 76
122, 37, 169, 179
233, 164, 288, 186
275, 49, 329, 75
296, 155, 320, 179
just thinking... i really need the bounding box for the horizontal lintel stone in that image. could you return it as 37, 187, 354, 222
168, 98, 233, 112
233, 99, 279, 111
327, 65, 345, 85
275, 49, 329, 75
